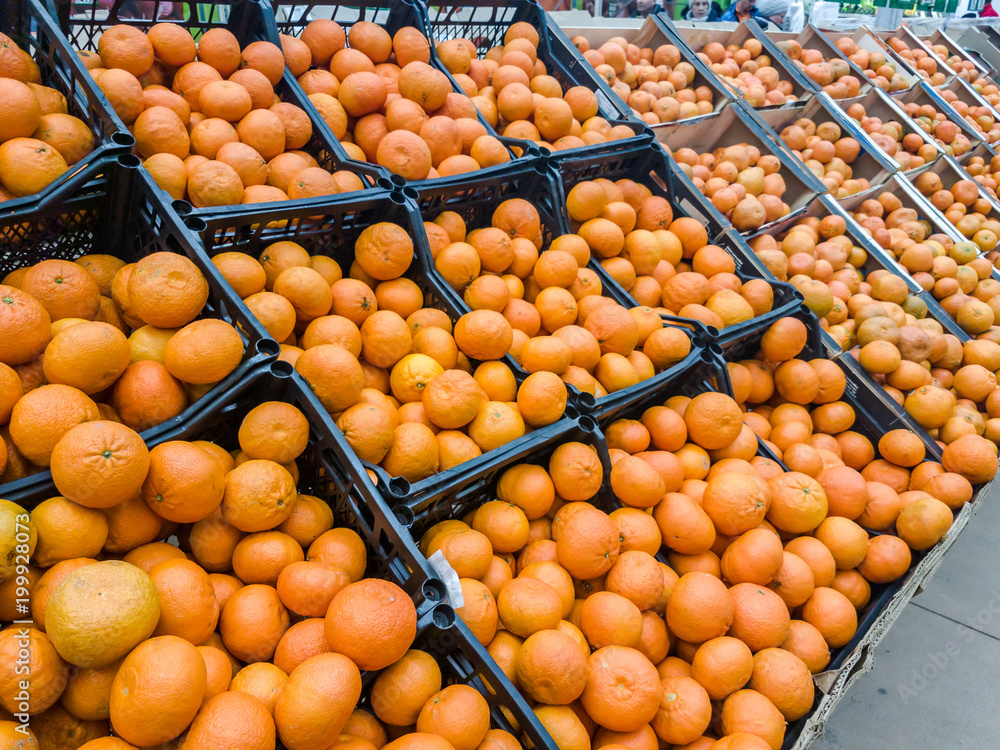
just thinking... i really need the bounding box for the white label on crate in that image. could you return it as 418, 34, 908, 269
428, 550, 465, 608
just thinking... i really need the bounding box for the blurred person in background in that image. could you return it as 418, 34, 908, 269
755, 0, 789, 28
685, 0, 721, 21
721, 0, 787, 28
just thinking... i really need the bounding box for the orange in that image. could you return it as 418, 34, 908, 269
274, 559, 347, 617
748, 648, 814, 721
371, 649, 443, 727
44, 560, 159, 668
218, 583, 290, 664
702, 472, 768, 536
0, 628, 67, 716
533, 705, 589, 750
0, 284, 51, 366
222, 459, 297, 532
666, 571, 734, 643
238, 401, 309, 464
417, 684, 491, 750
142, 440, 225, 523
582, 645, 663, 732
232, 531, 305, 585
273, 618, 331, 675
650, 675, 712, 745
48, 421, 148, 509
382, 422, 441, 480
690, 635, 754, 700
28, 496, 107, 567
60, 658, 121, 722
182, 690, 275, 749
353, 222, 415, 282
146, 558, 218, 646
515, 628, 588, 704
378, 129, 433, 180
125, 252, 208, 330
555, 504, 620, 579
653, 492, 715, 555
580, 589, 643, 648
21, 259, 100, 321
604, 549, 663, 610
720, 690, 785, 750
766, 472, 828, 533
549, 442, 604, 501
230, 662, 288, 717
857, 535, 912, 583
800, 587, 858, 648
497, 577, 563, 637
325, 579, 416, 670
109, 635, 206, 746
683, 392, 743, 450
275, 653, 362, 750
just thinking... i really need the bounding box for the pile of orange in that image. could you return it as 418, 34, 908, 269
832, 38, 909, 92
211, 225, 574, 484
571, 35, 717, 125
77, 23, 366, 207
928, 89, 1000, 144
842, 101, 940, 171
0, 33, 96, 199
972, 75, 1000, 107
0, 253, 244, 485
911, 172, 999, 252
777, 40, 862, 100
749, 211, 875, 325
883, 35, 947, 86
565, 178, 778, 330
964, 151, 1000, 198
428, 194, 694, 397
776, 117, 870, 198
695, 38, 798, 107
670, 143, 793, 233
841, 295, 1000, 455
845, 190, 999, 337
897, 101, 980, 154
431, 23, 636, 154
937, 48, 988, 83
419, 315, 995, 750
287, 18, 516, 179
0, 402, 531, 750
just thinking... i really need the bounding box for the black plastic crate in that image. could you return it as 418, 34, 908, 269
0, 0, 133, 212
720, 305, 943, 461
708, 320, 965, 750
407, 155, 709, 422
415, 0, 653, 159
546, 143, 807, 351
186, 179, 586, 509
50, 0, 391, 217
400, 337, 936, 750
360, 607, 558, 750
149, 360, 443, 607
260, 0, 531, 178
0, 155, 277, 500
